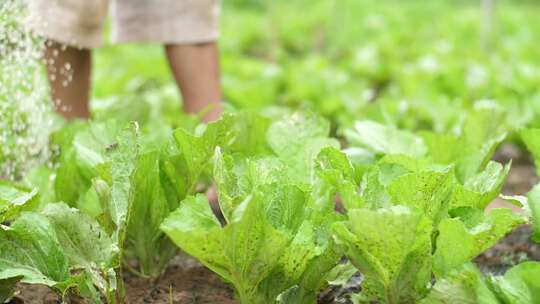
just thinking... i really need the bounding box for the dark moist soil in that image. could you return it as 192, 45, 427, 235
9, 144, 540, 304
12, 255, 237, 304
124, 254, 237, 304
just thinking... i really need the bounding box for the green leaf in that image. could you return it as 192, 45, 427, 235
258, 221, 342, 304
160, 195, 229, 279
424, 262, 540, 304
214, 150, 290, 222
456, 132, 507, 183
386, 170, 454, 225
419, 132, 464, 166
108, 122, 139, 231
229, 111, 272, 156
421, 263, 498, 304
172, 114, 237, 195
520, 129, 540, 242
359, 166, 392, 209
333, 206, 432, 303
0, 203, 114, 302
449, 161, 511, 211
54, 147, 91, 206
461, 107, 507, 150
73, 121, 123, 169
314, 147, 362, 210
521, 128, 540, 177
527, 183, 540, 242
344, 120, 427, 158
421, 131, 506, 183
224, 186, 309, 303
433, 208, 525, 278
267, 112, 339, 184
258, 221, 320, 302
23, 165, 55, 207
0, 181, 38, 222
54, 121, 122, 206
126, 151, 178, 277
162, 183, 312, 303
326, 261, 357, 286
0, 214, 70, 286
40, 204, 117, 297
276, 286, 301, 304
162, 193, 287, 303
489, 261, 540, 303
161, 115, 237, 225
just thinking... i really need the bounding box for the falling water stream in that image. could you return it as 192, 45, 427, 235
0, 0, 55, 180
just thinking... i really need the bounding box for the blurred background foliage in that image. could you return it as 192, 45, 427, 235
92, 0, 540, 135
2, 0, 540, 178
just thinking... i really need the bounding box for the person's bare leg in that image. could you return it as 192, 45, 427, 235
44, 41, 91, 120
165, 42, 223, 122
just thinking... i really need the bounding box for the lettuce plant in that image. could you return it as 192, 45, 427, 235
344, 112, 507, 183
0, 203, 118, 302
161, 113, 348, 303
161, 153, 342, 303
333, 154, 525, 303
21, 115, 237, 280
422, 262, 540, 303
0, 181, 38, 223
0, 123, 139, 303
123, 115, 237, 277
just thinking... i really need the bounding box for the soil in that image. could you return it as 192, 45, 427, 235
8, 144, 540, 304
123, 254, 237, 304
11, 254, 237, 304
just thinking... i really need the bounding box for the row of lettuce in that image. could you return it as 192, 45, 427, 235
1, 110, 540, 303
92, 0, 540, 133
4, 0, 540, 180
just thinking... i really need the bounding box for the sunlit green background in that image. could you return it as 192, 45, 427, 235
92, 0, 540, 134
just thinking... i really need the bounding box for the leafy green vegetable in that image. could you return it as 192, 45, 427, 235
423, 262, 540, 304
54, 121, 122, 206
162, 117, 344, 303
124, 151, 175, 277
0, 203, 116, 302
336, 152, 523, 303
0, 181, 38, 222
123, 116, 237, 278
267, 112, 340, 184
162, 190, 301, 303
344, 120, 426, 159
103, 123, 138, 232
421, 263, 498, 304
0, 122, 140, 303
449, 161, 511, 211
313, 146, 362, 210
334, 206, 432, 303
433, 208, 525, 278
421, 131, 507, 183
489, 261, 540, 303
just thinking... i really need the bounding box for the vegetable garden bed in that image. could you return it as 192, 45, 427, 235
7, 144, 540, 304
3, 1, 540, 303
